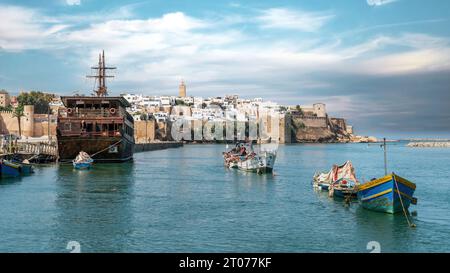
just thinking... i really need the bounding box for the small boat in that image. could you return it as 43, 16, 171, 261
313, 161, 358, 192
0, 160, 21, 177
18, 162, 34, 175
357, 173, 417, 214
11, 158, 34, 175
223, 142, 276, 174
357, 138, 417, 215
330, 178, 359, 199
73, 151, 94, 169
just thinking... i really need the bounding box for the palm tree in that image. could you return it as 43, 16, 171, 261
13, 105, 25, 139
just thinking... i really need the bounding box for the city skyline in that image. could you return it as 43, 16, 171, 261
0, 0, 449, 138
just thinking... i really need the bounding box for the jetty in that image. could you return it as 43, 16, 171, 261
407, 142, 450, 148
0, 139, 58, 163
134, 141, 183, 153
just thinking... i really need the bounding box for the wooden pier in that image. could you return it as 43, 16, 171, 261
0, 141, 58, 163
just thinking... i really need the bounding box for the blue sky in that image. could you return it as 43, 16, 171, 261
0, 0, 449, 138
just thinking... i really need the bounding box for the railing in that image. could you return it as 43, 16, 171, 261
2, 142, 58, 156
59, 130, 122, 138
58, 109, 122, 118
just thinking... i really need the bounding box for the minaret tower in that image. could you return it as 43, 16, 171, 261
179, 80, 186, 97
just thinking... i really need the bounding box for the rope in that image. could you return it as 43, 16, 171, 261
393, 174, 416, 228
57, 140, 123, 164
89, 140, 122, 158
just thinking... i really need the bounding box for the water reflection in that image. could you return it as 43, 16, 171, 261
51, 162, 135, 252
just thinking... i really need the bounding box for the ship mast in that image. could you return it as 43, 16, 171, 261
87, 50, 116, 97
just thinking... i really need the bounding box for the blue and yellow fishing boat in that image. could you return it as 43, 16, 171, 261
0, 160, 21, 177
357, 173, 417, 214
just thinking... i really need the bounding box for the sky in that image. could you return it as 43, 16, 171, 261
0, 0, 449, 138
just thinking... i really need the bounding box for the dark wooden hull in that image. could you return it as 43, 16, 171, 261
57, 136, 134, 163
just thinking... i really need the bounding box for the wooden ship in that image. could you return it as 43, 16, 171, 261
56, 51, 135, 162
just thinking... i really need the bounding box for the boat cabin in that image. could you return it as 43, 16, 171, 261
57, 96, 134, 139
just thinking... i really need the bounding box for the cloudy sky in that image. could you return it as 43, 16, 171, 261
0, 0, 449, 138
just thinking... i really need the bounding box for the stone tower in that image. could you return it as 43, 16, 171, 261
313, 103, 326, 118
179, 80, 186, 97
21, 105, 35, 137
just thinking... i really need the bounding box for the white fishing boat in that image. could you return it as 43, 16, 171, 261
223, 142, 277, 174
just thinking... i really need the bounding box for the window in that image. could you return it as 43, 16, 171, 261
86, 123, 93, 132
64, 122, 71, 131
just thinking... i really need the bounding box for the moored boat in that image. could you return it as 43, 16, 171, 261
330, 178, 359, 199
73, 151, 94, 170
56, 51, 134, 163
223, 142, 276, 174
18, 162, 34, 175
313, 161, 358, 192
0, 160, 21, 177
357, 173, 417, 214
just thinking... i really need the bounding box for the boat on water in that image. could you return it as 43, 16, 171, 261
357, 173, 417, 214
357, 138, 417, 214
0, 160, 21, 177
313, 160, 358, 193
223, 142, 277, 174
73, 151, 94, 170
330, 178, 359, 199
0, 159, 34, 177
56, 51, 135, 163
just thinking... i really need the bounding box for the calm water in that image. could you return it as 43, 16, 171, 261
0, 143, 449, 253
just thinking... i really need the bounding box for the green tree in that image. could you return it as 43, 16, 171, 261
0, 105, 13, 112
13, 105, 25, 138
175, 99, 186, 106
17, 91, 55, 114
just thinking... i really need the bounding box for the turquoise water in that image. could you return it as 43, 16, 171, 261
0, 143, 449, 253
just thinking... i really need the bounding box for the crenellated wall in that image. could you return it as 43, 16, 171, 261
0, 106, 57, 137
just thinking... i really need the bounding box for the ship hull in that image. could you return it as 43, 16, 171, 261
57, 136, 134, 163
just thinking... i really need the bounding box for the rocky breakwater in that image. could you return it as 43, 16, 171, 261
407, 142, 450, 148
350, 135, 378, 143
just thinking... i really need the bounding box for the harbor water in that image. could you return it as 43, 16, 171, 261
0, 143, 449, 252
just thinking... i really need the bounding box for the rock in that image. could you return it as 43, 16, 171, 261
407, 142, 450, 148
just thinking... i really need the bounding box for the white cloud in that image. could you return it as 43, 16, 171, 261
367, 0, 398, 6
0, 5, 67, 51
66, 0, 81, 6
356, 49, 450, 75
0, 4, 449, 99
257, 8, 334, 32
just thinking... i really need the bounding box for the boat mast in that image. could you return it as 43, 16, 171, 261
86, 50, 116, 97
383, 137, 387, 175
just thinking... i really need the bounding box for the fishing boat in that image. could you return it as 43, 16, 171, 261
73, 151, 94, 169
223, 142, 276, 174
357, 173, 417, 214
357, 138, 417, 215
17, 161, 34, 175
0, 160, 21, 177
313, 161, 358, 192
330, 178, 359, 199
